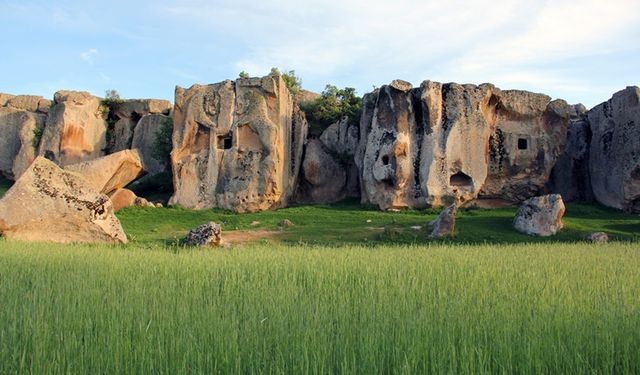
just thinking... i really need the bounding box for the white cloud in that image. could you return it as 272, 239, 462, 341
80, 48, 98, 64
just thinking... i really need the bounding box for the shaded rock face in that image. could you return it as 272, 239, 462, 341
548, 114, 593, 202
131, 114, 170, 175
170, 76, 307, 212
480, 92, 572, 201
587, 86, 640, 212
357, 80, 572, 210
298, 117, 360, 203
513, 194, 565, 236
38, 91, 107, 166
65, 150, 145, 195
184, 222, 222, 246
0, 95, 49, 180
108, 99, 172, 153
0, 157, 127, 244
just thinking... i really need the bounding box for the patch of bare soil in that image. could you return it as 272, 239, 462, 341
223, 230, 280, 247
464, 199, 515, 209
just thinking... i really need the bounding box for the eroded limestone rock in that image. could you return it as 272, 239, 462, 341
131, 114, 170, 175
429, 204, 457, 239
170, 75, 307, 212
0, 108, 38, 180
183, 222, 222, 246
0, 157, 127, 244
587, 86, 640, 212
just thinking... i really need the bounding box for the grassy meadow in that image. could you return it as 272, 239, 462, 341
1, 177, 640, 373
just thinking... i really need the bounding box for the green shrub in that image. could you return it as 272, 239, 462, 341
152, 116, 173, 168
300, 85, 363, 137
32, 127, 43, 150
238, 71, 250, 79
269, 67, 301, 95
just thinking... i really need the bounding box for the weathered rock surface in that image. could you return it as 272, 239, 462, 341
513, 194, 565, 236
587, 86, 640, 212
109, 188, 137, 212
0, 157, 127, 244
38, 91, 107, 166
429, 204, 457, 239
131, 114, 170, 175
357, 80, 573, 210
0, 108, 38, 180
183, 222, 222, 246
65, 149, 145, 194
170, 75, 307, 212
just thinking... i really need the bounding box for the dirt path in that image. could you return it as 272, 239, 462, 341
223, 230, 281, 247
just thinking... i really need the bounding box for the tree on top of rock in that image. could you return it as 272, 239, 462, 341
300, 84, 363, 137
269, 67, 301, 95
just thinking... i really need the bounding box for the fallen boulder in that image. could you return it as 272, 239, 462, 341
183, 222, 223, 246
0, 157, 127, 244
429, 204, 457, 239
109, 188, 137, 212
65, 149, 145, 194
513, 194, 565, 236
586, 232, 609, 244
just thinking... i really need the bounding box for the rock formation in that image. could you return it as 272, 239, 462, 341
0, 157, 127, 244
356, 80, 573, 210
65, 149, 145, 194
0, 94, 50, 180
587, 86, 640, 212
169, 75, 307, 212
131, 114, 171, 175
513, 194, 565, 236
109, 188, 137, 212
106, 99, 172, 154
38, 91, 107, 166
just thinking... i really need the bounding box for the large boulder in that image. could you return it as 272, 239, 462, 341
183, 222, 223, 246
0, 157, 127, 244
0, 108, 38, 180
131, 114, 170, 175
6, 95, 51, 113
38, 91, 107, 166
109, 188, 137, 212
65, 149, 145, 194
587, 86, 640, 212
480, 92, 572, 201
169, 75, 307, 212
513, 194, 565, 236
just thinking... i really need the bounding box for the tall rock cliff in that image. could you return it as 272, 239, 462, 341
169, 75, 307, 212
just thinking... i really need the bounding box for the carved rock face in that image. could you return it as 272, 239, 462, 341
587, 86, 640, 212
169, 76, 307, 212
0, 157, 127, 244
357, 80, 572, 210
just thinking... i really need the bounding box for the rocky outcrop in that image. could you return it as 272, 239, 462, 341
357, 80, 572, 210
65, 149, 145, 194
0, 95, 50, 180
131, 114, 171, 175
107, 99, 172, 153
38, 91, 107, 166
183, 222, 223, 246
169, 75, 307, 212
0, 157, 127, 244
548, 107, 593, 202
429, 204, 457, 239
298, 117, 360, 203
513, 194, 565, 236
587, 86, 640, 212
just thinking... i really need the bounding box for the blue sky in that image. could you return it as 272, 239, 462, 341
1, 0, 639, 108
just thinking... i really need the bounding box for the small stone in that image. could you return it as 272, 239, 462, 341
251, 221, 260, 226
155, 202, 163, 208
183, 222, 223, 247
278, 219, 294, 228
410, 226, 422, 230
429, 204, 457, 239
586, 232, 609, 244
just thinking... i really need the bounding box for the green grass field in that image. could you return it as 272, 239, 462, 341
1, 179, 640, 373
0, 242, 638, 373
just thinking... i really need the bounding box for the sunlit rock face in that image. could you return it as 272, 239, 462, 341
169, 75, 307, 212
587, 86, 640, 212
357, 80, 573, 210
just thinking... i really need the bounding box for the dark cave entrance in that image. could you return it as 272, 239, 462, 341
450, 172, 473, 187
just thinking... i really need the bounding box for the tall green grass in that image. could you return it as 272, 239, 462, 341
0, 242, 638, 373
